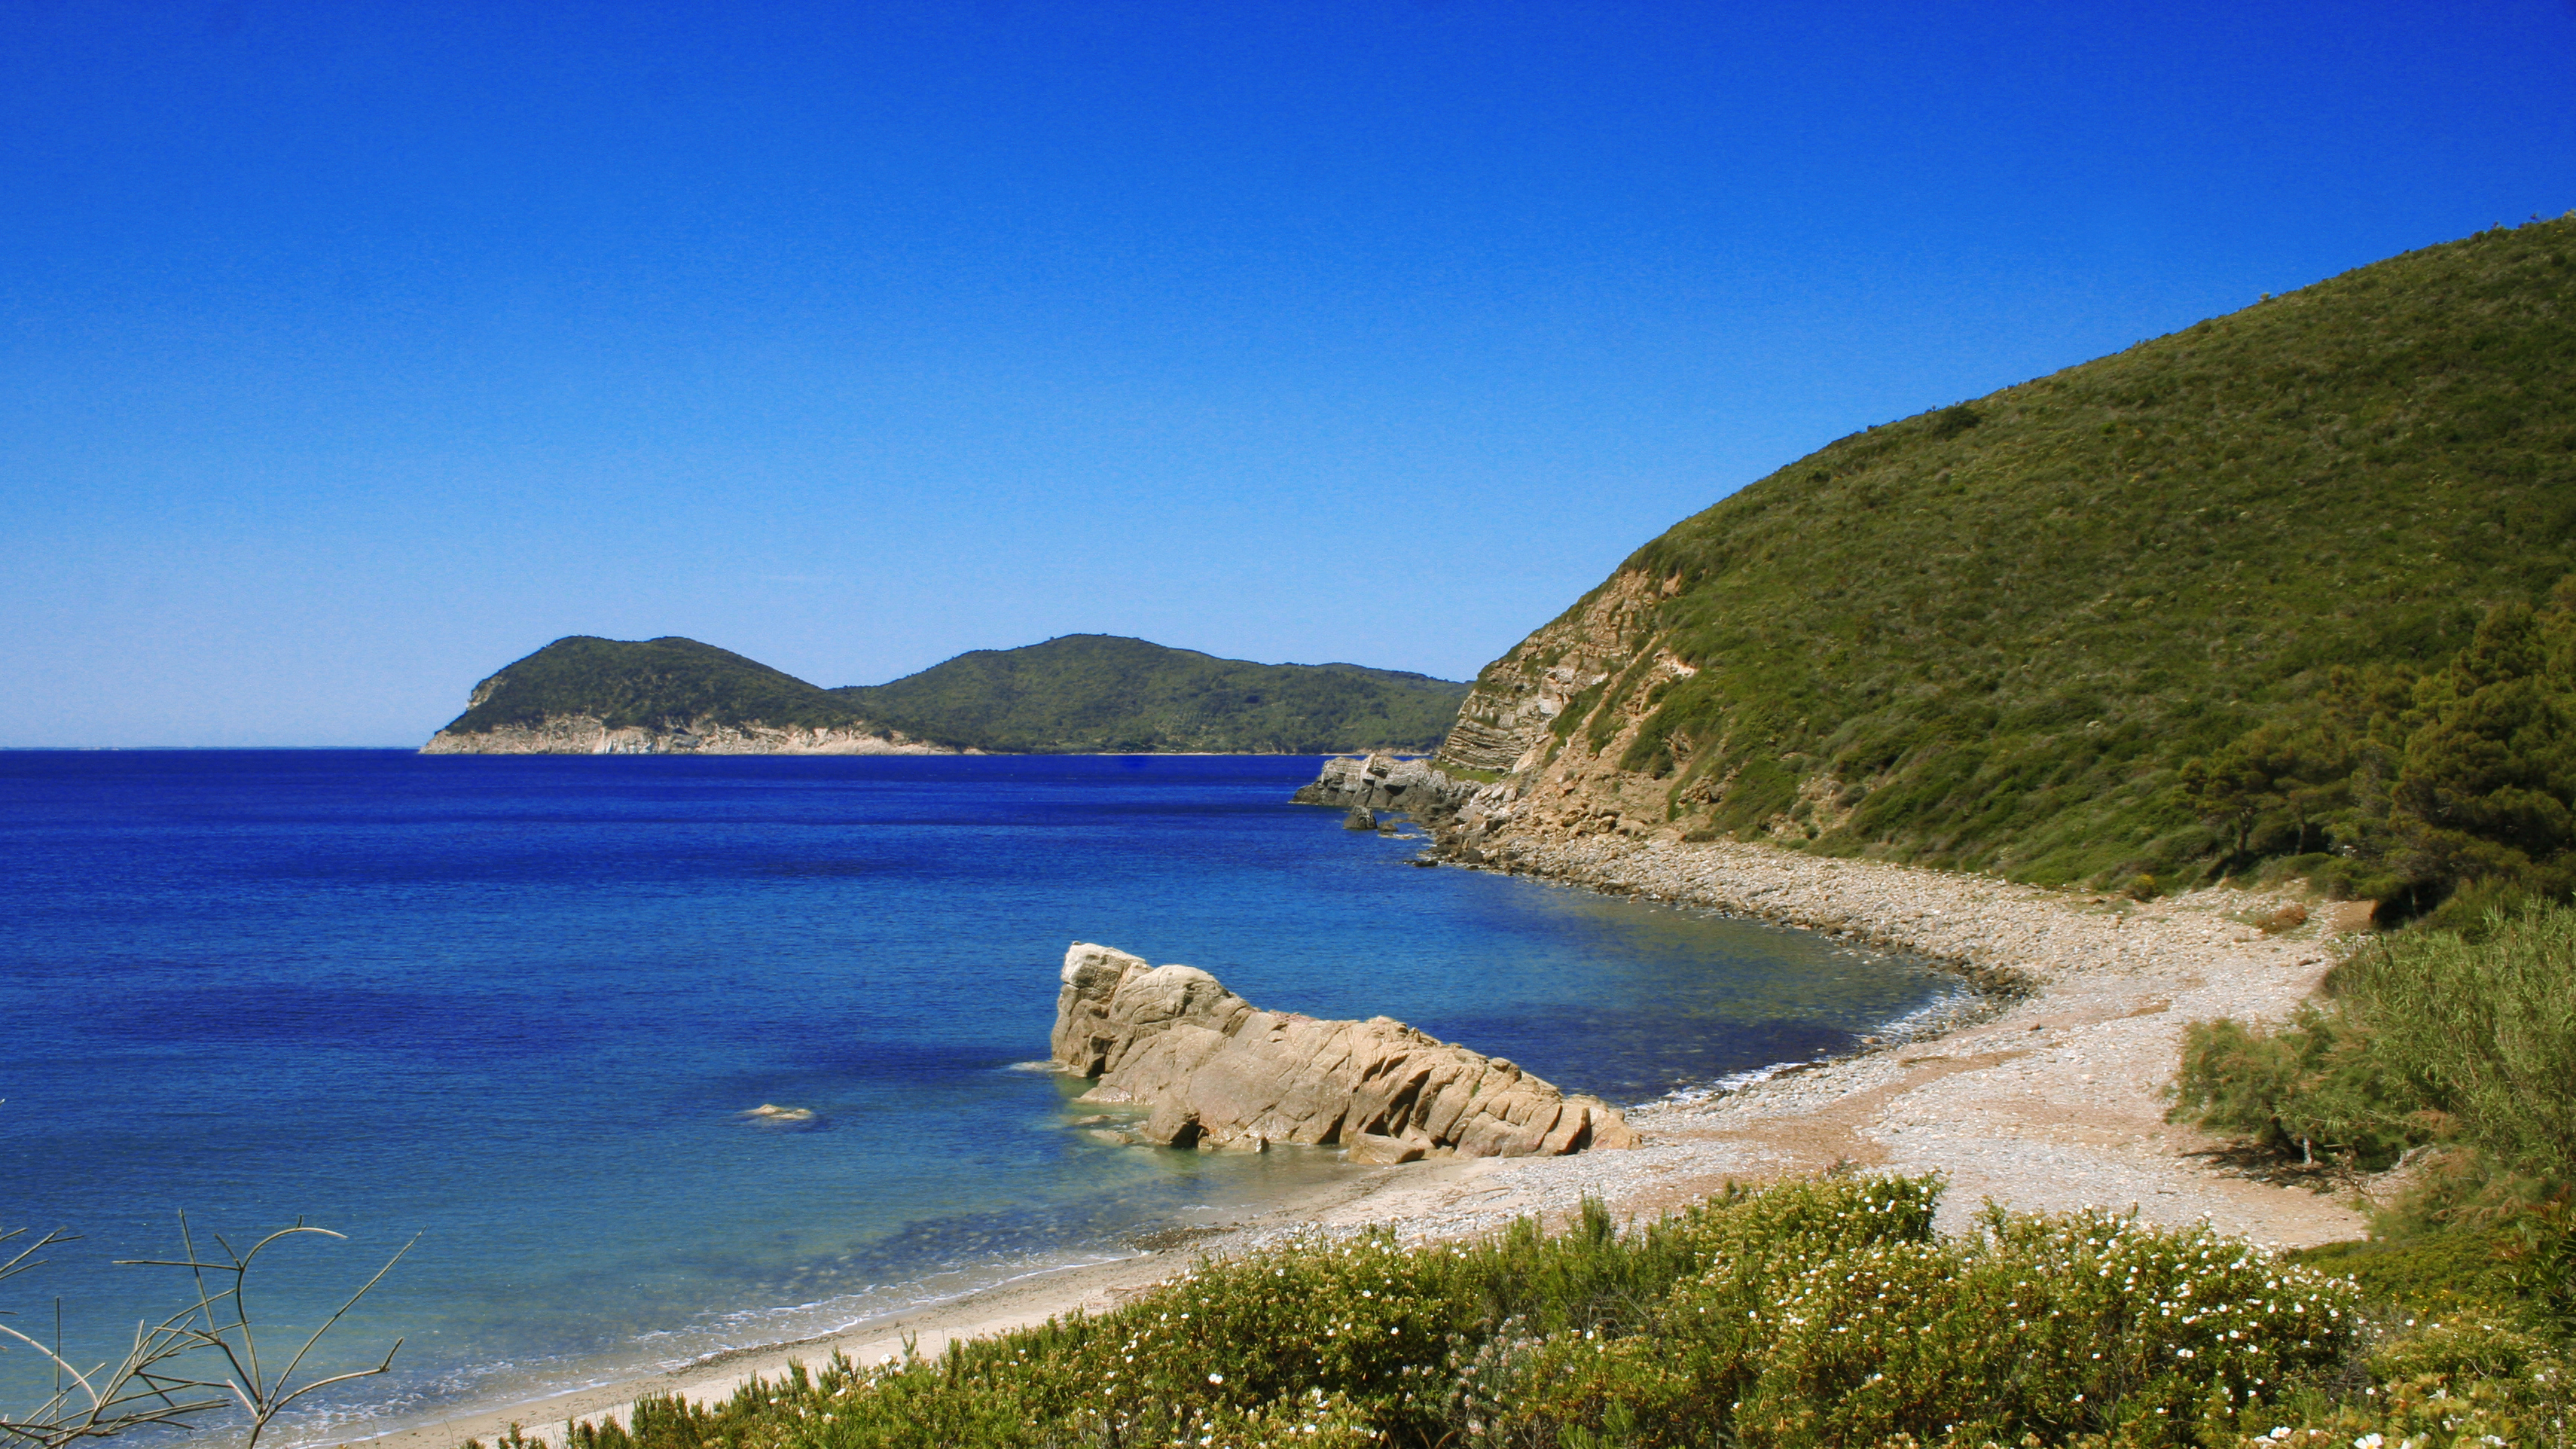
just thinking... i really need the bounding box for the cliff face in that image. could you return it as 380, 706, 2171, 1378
1290, 753, 1482, 821
1425, 568, 1735, 854
1293, 570, 1700, 854
1050, 942, 1638, 1159
422, 715, 952, 755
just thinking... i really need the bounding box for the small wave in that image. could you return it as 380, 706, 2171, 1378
1647, 1060, 1814, 1106
1866, 985, 1989, 1045
1003, 1060, 1064, 1073
1642, 984, 1985, 1108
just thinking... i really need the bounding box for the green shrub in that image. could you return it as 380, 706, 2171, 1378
2166, 1005, 2418, 1170
513, 1176, 2419, 1449
1477, 1202, 2354, 1448
2330, 907, 2576, 1200
2173, 904, 2576, 1203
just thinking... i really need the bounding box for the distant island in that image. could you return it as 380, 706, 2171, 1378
420, 633, 1470, 755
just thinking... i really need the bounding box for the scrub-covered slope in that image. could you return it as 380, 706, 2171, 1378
833, 634, 1468, 754
1439, 218, 2576, 908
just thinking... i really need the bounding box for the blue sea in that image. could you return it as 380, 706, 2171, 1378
0, 751, 1958, 1441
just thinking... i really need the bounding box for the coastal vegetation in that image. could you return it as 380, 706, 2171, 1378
833, 636, 1468, 755
443, 637, 870, 737
481, 1174, 2573, 1449
2171, 901, 2576, 1326
432, 634, 1467, 754
1479, 216, 2576, 920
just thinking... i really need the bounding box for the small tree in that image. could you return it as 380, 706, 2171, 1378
2178, 747, 2272, 858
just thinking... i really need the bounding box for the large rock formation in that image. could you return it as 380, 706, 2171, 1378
1292, 753, 1482, 828
1049, 943, 1639, 1160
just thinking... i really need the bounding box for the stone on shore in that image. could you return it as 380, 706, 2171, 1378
1048, 942, 1640, 1159
1343, 805, 1377, 831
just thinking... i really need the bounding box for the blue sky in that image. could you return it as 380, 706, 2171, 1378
5, 1, 2571, 746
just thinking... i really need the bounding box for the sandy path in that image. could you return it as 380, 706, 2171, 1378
344, 839, 2367, 1449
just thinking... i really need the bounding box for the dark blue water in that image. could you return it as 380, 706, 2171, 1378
0, 751, 1955, 1439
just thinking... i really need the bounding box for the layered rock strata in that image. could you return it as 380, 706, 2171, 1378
1049, 943, 1639, 1159
423, 715, 954, 755
1292, 753, 1482, 828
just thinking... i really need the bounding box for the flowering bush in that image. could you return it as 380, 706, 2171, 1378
1467, 1193, 2357, 1448
487, 1174, 2574, 1449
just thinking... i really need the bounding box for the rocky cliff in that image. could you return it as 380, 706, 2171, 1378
1049, 942, 1638, 1161
1289, 753, 1483, 825
1421, 571, 1714, 858
422, 715, 951, 755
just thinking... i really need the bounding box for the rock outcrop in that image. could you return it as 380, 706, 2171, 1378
1289, 578, 1727, 865
1293, 753, 1482, 827
1049, 942, 1640, 1158
423, 715, 952, 755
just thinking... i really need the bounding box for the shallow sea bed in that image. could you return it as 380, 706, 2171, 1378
0, 750, 1955, 1438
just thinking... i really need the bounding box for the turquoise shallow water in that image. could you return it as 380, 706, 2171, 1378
0, 751, 1958, 1440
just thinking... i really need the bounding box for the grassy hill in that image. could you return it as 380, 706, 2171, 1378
434, 634, 1467, 754
440, 636, 871, 735
1477, 216, 2576, 917
832, 634, 1469, 753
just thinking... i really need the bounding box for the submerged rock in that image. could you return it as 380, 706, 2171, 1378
1048, 942, 1640, 1159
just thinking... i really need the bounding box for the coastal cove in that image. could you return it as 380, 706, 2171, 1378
355, 807, 2381, 1449
0, 752, 1958, 1447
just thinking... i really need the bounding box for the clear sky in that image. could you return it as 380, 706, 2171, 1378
5, 1, 2571, 746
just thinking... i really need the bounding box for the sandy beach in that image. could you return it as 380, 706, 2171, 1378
353, 836, 2372, 1449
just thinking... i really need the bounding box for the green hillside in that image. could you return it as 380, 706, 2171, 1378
832, 634, 1469, 753
441, 636, 867, 734
434, 634, 1467, 754
1528, 217, 2576, 918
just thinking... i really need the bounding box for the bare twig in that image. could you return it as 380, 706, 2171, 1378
2, 1217, 413, 1449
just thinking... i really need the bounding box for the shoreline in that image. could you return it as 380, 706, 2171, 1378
342, 1160, 1486, 1449
339, 834, 2369, 1449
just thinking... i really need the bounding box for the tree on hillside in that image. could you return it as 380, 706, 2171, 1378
2388, 600, 2576, 903
2180, 721, 2351, 860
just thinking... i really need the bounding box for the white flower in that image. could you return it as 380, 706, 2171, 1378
2269, 1429, 2291, 1441
1208, 1372, 1224, 1384
2355, 1435, 2384, 1449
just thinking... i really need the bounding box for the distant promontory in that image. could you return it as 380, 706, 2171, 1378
421, 634, 1470, 755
